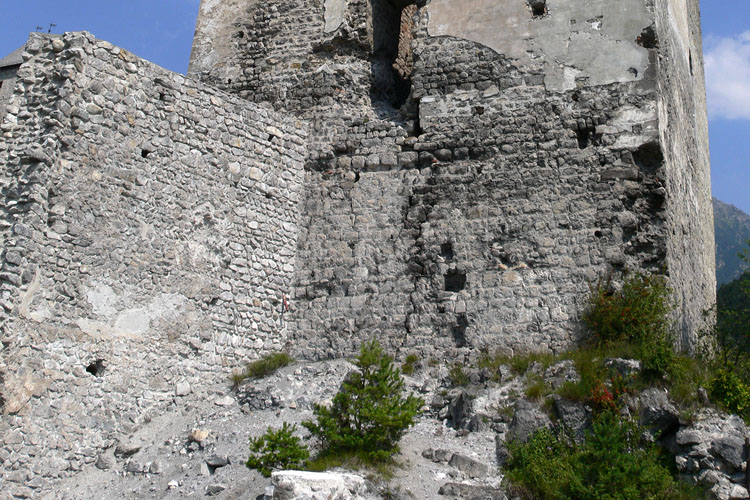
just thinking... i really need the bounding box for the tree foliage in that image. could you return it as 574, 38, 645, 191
303, 340, 423, 462
583, 271, 675, 376
246, 422, 309, 477
506, 412, 700, 500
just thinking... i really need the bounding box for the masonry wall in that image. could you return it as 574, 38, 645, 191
654, 0, 716, 350
0, 66, 18, 124
189, 0, 714, 360
0, 32, 305, 496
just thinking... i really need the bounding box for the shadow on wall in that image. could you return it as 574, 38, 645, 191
370, 0, 417, 109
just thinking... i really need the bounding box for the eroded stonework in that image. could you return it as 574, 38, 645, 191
188, 0, 714, 358
0, 31, 305, 497
0, 0, 715, 496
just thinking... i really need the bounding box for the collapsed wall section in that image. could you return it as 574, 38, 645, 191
0, 31, 305, 495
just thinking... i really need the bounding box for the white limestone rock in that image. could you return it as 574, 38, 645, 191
271, 470, 380, 500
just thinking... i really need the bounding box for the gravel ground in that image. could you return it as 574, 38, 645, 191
39, 359, 513, 500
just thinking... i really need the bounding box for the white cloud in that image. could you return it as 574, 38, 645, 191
705, 31, 750, 120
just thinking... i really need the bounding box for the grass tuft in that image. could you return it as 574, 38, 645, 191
231, 352, 294, 387
401, 353, 419, 375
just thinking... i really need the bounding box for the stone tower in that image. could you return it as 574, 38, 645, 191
188, 0, 714, 358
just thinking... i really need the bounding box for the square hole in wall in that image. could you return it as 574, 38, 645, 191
528, 0, 547, 17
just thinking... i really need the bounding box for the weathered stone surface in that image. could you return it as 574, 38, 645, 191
0, 0, 716, 495
448, 390, 473, 429
438, 482, 507, 500
206, 483, 227, 495
507, 400, 551, 444
672, 410, 749, 499
270, 471, 378, 500
709, 436, 745, 471
0, 30, 305, 494
543, 360, 579, 389
640, 388, 680, 437
188, 0, 714, 361
94, 453, 115, 470
551, 395, 591, 441
448, 453, 489, 478
605, 358, 643, 378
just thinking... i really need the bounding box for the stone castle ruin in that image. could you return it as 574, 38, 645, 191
0, 0, 714, 495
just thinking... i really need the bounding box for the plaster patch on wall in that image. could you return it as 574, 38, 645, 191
86, 281, 120, 317
114, 309, 150, 336
324, 0, 347, 33
426, 0, 653, 92
598, 102, 659, 149
81, 282, 188, 339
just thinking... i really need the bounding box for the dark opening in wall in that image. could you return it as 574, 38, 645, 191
632, 141, 663, 175
370, 0, 417, 109
440, 242, 454, 260
86, 359, 106, 377
453, 314, 469, 348
689, 51, 693, 76
575, 126, 600, 149
141, 149, 152, 158
636, 25, 658, 49
528, 0, 547, 17
444, 269, 466, 292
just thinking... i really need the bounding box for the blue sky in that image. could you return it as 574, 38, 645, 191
0, 1, 748, 214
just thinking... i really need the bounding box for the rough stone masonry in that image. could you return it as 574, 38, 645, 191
189, 0, 714, 358
0, 31, 305, 497
0, 0, 714, 496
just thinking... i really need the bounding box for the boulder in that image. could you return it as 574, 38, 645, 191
672, 410, 749, 499
710, 478, 749, 500
438, 482, 507, 499
550, 395, 591, 441
604, 358, 642, 378
448, 391, 473, 429
271, 471, 379, 500
639, 388, 679, 436
710, 436, 745, 471
506, 400, 551, 444
448, 453, 489, 478
543, 360, 579, 389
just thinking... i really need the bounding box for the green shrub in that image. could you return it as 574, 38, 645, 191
401, 353, 419, 376
246, 423, 309, 477
640, 334, 676, 377
506, 427, 582, 499
715, 257, 750, 374
583, 272, 672, 347
449, 362, 470, 386
710, 368, 750, 418
479, 350, 555, 377
303, 340, 423, 463
525, 375, 549, 400
506, 411, 703, 500
583, 272, 675, 377
232, 352, 294, 386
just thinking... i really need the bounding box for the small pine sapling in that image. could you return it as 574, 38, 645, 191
246, 422, 309, 477
303, 340, 423, 462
